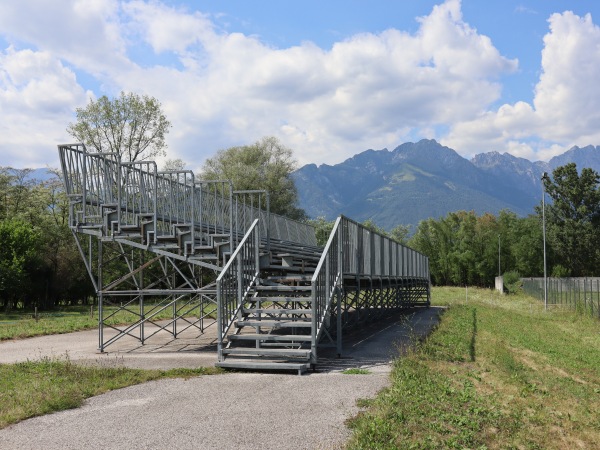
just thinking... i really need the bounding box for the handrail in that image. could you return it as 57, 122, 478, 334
310, 216, 342, 362
216, 219, 260, 361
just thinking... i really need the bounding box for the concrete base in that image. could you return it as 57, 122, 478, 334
495, 276, 504, 294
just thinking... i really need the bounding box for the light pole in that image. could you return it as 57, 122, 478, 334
541, 172, 549, 311
498, 234, 501, 277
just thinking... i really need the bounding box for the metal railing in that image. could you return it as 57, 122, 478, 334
310, 216, 430, 359
341, 216, 430, 278
58, 143, 317, 249
311, 217, 342, 361
522, 277, 600, 318
216, 219, 260, 360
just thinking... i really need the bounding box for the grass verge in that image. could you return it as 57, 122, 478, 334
346, 286, 600, 449
0, 357, 222, 429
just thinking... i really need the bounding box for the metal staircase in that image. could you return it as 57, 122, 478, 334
216, 234, 321, 374
59, 143, 431, 373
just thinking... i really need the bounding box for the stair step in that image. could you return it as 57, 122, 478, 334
235, 320, 312, 328
276, 252, 321, 261
194, 245, 214, 251
215, 360, 310, 374
255, 285, 312, 292
243, 308, 312, 315
266, 275, 313, 283
156, 234, 177, 242
249, 297, 313, 303
261, 265, 315, 273
119, 224, 141, 232
228, 333, 312, 342
222, 348, 311, 358
188, 255, 219, 262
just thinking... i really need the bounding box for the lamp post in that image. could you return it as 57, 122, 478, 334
498, 234, 501, 277
541, 172, 549, 311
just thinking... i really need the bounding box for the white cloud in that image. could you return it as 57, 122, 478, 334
9, 0, 587, 171
133, 0, 517, 167
0, 47, 90, 167
122, 1, 215, 55
444, 9, 600, 160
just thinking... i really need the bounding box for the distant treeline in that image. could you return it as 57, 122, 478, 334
1, 162, 598, 310
0, 167, 94, 311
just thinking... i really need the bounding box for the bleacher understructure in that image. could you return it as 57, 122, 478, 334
59, 143, 430, 374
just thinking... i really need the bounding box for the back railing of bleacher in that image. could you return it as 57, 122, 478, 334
58, 143, 317, 252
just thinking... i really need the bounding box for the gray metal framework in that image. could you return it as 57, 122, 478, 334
59, 143, 430, 371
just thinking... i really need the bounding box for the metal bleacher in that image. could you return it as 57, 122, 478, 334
59, 143, 430, 373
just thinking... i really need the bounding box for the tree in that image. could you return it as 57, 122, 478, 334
0, 218, 40, 311
390, 224, 411, 245
308, 216, 336, 246
161, 158, 187, 171
361, 219, 388, 236
67, 91, 171, 162
200, 136, 306, 220
540, 163, 600, 276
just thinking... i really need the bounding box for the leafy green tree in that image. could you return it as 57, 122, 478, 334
541, 163, 600, 276
307, 216, 336, 246
67, 91, 171, 162
0, 219, 40, 311
410, 217, 454, 285
505, 214, 543, 277
411, 210, 543, 287
361, 219, 388, 236
390, 224, 411, 245
200, 136, 306, 220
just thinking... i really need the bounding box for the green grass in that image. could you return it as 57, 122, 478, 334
346, 286, 600, 449
0, 356, 222, 429
0, 303, 216, 341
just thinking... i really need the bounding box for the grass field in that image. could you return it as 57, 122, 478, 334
347, 286, 600, 449
1, 287, 598, 446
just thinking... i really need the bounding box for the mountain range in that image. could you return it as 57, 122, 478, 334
292, 140, 600, 230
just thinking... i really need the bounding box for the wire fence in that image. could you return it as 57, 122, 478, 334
521, 277, 600, 318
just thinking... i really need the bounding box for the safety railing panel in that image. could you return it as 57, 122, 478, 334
339, 216, 429, 279
311, 215, 431, 355
59, 143, 317, 249
119, 162, 157, 234
59, 144, 120, 226
216, 219, 260, 360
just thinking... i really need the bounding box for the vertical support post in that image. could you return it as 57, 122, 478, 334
266, 192, 271, 253
173, 294, 177, 338
229, 182, 234, 250
140, 248, 145, 344
336, 225, 343, 357
98, 239, 104, 352
542, 172, 549, 311
237, 252, 243, 321
216, 280, 223, 361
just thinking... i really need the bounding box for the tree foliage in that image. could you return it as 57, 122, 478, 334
0, 167, 93, 311
67, 91, 171, 162
540, 163, 600, 276
200, 136, 306, 220
409, 210, 543, 287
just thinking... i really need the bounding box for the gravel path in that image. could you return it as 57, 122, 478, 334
0, 307, 443, 450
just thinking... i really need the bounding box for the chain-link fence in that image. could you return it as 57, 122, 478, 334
521, 277, 600, 318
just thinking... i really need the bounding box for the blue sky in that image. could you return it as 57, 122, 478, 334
1, 0, 600, 171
